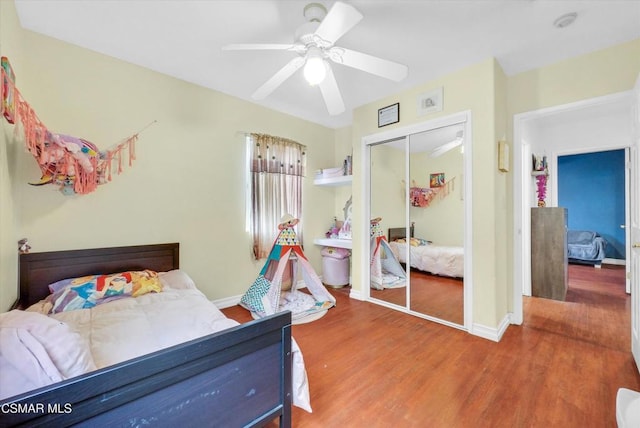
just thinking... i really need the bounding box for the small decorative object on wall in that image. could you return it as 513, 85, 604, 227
1, 56, 16, 124
498, 141, 509, 172
532, 154, 548, 207
0, 56, 155, 196
378, 102, 399, 127
430, 172, 445, 188
18, 238, 31, 254
417, 87, 443, 116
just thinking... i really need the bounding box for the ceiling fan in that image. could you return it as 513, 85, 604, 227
222, 1, 408, 116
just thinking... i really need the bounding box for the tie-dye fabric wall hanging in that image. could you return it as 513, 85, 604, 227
1, 56, 153, 196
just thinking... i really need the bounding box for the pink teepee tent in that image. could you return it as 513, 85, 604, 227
241, 215, 336, 321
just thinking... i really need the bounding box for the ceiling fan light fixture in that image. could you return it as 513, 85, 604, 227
303, 3, 327, 23
225, 1, 405, 115
303, 48, 327, 85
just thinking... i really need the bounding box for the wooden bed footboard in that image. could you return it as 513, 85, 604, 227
0, 311, 293, 427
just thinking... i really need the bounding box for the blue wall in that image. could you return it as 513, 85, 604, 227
558, 149, 625, 259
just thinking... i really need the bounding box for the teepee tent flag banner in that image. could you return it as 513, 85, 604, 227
370, 217, 406, 290
241, 215, 336, 320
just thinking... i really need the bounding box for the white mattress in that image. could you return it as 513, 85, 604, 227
0, 270, 311, 412
389, 241, 464, 278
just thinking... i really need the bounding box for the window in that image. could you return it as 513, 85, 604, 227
246, 133, 306, 259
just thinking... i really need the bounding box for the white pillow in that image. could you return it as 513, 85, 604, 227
159, 269, 197, 290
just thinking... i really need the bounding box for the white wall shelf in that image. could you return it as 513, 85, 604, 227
313, 174, 352, 249
313, 175, 352, 186
313, 238, 352, 249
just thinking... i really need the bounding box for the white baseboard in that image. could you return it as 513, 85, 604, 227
471, 313, 511, 342
604, 258, 626, 266
349, 288, 364, 300
213, 295, 241, 309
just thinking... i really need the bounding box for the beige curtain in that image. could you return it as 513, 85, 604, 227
249, 133, 306, 260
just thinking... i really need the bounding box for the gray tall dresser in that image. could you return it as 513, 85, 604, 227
531, 207, 568, 301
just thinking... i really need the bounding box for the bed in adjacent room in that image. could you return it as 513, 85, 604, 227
387, 227, 464, 278
0, 243, 309, 427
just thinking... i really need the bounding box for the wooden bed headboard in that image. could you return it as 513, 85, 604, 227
17, 243, 179, 309
388, 225, 415, 242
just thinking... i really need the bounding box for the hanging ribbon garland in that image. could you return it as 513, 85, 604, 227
408, 177, 456, 208
1, 57, 154, 196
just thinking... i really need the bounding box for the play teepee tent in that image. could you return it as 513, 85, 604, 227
370, 218, 407, 290
241, 215, 336, 321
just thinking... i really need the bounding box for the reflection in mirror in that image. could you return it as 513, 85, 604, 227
405, 125, 464, 325
369, 138, 408, 308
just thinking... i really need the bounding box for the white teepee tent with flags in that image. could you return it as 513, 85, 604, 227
370, 217, 407, 290
241, 215, 336, 322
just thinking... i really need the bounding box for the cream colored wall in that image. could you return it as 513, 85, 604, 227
370, 143, 405, 234
368, 141, 465, 246
0, 0, 23, 311
2, 20, 337, 305
353, 59, 503, 328
409, 148, 464, 246
508, 39, 640, 116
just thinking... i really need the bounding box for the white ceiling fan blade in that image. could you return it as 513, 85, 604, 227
315, 1, 363, 45
252, 57, 305, 100
222, 43, 296, 51
319, 65, 345, 116
335, 47, 408, 82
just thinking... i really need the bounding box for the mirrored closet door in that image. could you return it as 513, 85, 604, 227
369, 137, 408, 309
365, 112, 471, 329
407, 126, 465, 325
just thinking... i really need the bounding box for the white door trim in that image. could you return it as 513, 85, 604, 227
630, 73, 640, 372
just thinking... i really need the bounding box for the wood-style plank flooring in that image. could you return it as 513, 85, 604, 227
222, 264, 640, 427
370, 269, 464, 325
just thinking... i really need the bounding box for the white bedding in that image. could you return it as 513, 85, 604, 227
0, 270, 311, 412
389, 241, 464, 278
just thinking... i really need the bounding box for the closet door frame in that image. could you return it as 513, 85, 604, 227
361, 110, 473, 331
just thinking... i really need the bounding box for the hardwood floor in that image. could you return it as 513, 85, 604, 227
370, 269, 464, 325
222, 264, 640, 427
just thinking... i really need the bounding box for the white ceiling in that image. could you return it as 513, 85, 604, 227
14, 0, 640, 129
